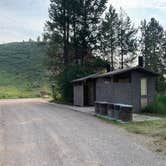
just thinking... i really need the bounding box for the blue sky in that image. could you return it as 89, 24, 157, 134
0, 0, 166, 43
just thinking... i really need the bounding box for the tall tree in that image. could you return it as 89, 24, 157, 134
46, 0, 73, 66
140, 18, 165, 73
76, 0, 108, 65
140, 18, 166, 92
100, 5, 118, 70
117, 9, 137, 69
45, 0, 107, 67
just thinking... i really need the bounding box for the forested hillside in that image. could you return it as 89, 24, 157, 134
0, 42, 49, 98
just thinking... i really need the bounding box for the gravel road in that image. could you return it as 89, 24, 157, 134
0, 99, 165, 166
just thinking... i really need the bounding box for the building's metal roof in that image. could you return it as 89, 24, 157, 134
72, 66, 158, 83
72, 73, 101, 83
94, 66, 158, 78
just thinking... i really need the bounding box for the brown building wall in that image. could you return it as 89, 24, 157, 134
96, 78, 133, 106
96, 72, 156, 112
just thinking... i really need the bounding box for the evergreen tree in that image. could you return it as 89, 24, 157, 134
76, 0, 108, 64
140, 18, 166, 92
140, 18, 165, 73
37, 36, 41, 43
100, 5, 118, 70
45, 0, 107, 67
117, 9, 137, 69
46, 0, 73, 66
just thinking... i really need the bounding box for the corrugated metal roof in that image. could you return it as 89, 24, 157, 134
94, 66, 158, 78
72, 66, 158, 83
71, 73, 101, 83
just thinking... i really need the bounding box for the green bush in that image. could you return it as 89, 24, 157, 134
142, 96, 166, 115
56, 65, 93, 103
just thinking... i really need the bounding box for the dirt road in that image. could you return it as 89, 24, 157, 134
0, 99, 165, 166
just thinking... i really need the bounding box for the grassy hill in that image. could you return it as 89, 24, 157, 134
0, 42, 50, 99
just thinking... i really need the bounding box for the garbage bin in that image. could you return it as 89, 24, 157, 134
107, 103, 114, 118
114, 104, 121, 120
95, 102, 100, 114
119, 104, 133, 122
99, 102, 108, 116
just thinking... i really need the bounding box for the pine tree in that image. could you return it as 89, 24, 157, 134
117, 9, 137, 69
37, 36, 41, 43
140, 18, 166, 92
140, 18, 165, 73
46, 0, 73, 66
76, 0, 107, 64
100, 5, 118, 70
45, 0, 107, 67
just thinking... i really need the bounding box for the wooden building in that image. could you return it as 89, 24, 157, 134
72, 66, 158, 112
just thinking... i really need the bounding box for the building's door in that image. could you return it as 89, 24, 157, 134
84, 84, 88, 106
84, 81, 95, 106
141, 78, 148, 108
88, 81, 94, 106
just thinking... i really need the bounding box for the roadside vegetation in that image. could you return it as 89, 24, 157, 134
0, 42, 50, 98
124, 119, 166, 155
97, 96, 166, 156
97, 115, 166, 155
142, 96, 166, 115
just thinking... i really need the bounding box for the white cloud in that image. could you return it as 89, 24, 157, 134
108, 0, 166, 28
109, 0, 166, 10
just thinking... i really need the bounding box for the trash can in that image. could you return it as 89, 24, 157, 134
107, 103, 114, 118
95, 102, 100, 114
114, 104, 121, 120
99, 102, 108, 116
119, 105, 133, 122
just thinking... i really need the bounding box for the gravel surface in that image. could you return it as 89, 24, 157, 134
0, 99, 165, 166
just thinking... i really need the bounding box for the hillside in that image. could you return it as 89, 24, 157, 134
0, 42, 49, 98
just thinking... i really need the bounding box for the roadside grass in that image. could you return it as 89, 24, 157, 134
0, 86, 40, 99
124, 119, 166, 155
0, 42, 50, 99
0, 71, 51, 99
142, 96, 166, 115
97, 115, 166, 155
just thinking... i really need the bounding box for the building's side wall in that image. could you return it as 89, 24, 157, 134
95, 78, 113, 102
147, 76, 156, 103
96, 72, 156, 113
96, 78, 132, 105
131, 71, 156, 112
73, 84, 84, 106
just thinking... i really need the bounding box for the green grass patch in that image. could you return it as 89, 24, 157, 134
0, 42, 50, 99
142, 96, 166, 115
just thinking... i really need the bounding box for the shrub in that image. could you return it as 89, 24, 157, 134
56, 65, 93, 103
142, 96, 166, 115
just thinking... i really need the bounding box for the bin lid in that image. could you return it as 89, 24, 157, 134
95, 101, 108, 104
114, 103, 133, 108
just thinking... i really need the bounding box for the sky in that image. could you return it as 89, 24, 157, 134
0, 0, 166, 44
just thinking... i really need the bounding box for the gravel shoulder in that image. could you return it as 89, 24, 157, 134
0, 99, 165, 166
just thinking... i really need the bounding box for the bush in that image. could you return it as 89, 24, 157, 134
56, 65, 93, 103
142, 96, 166, 115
